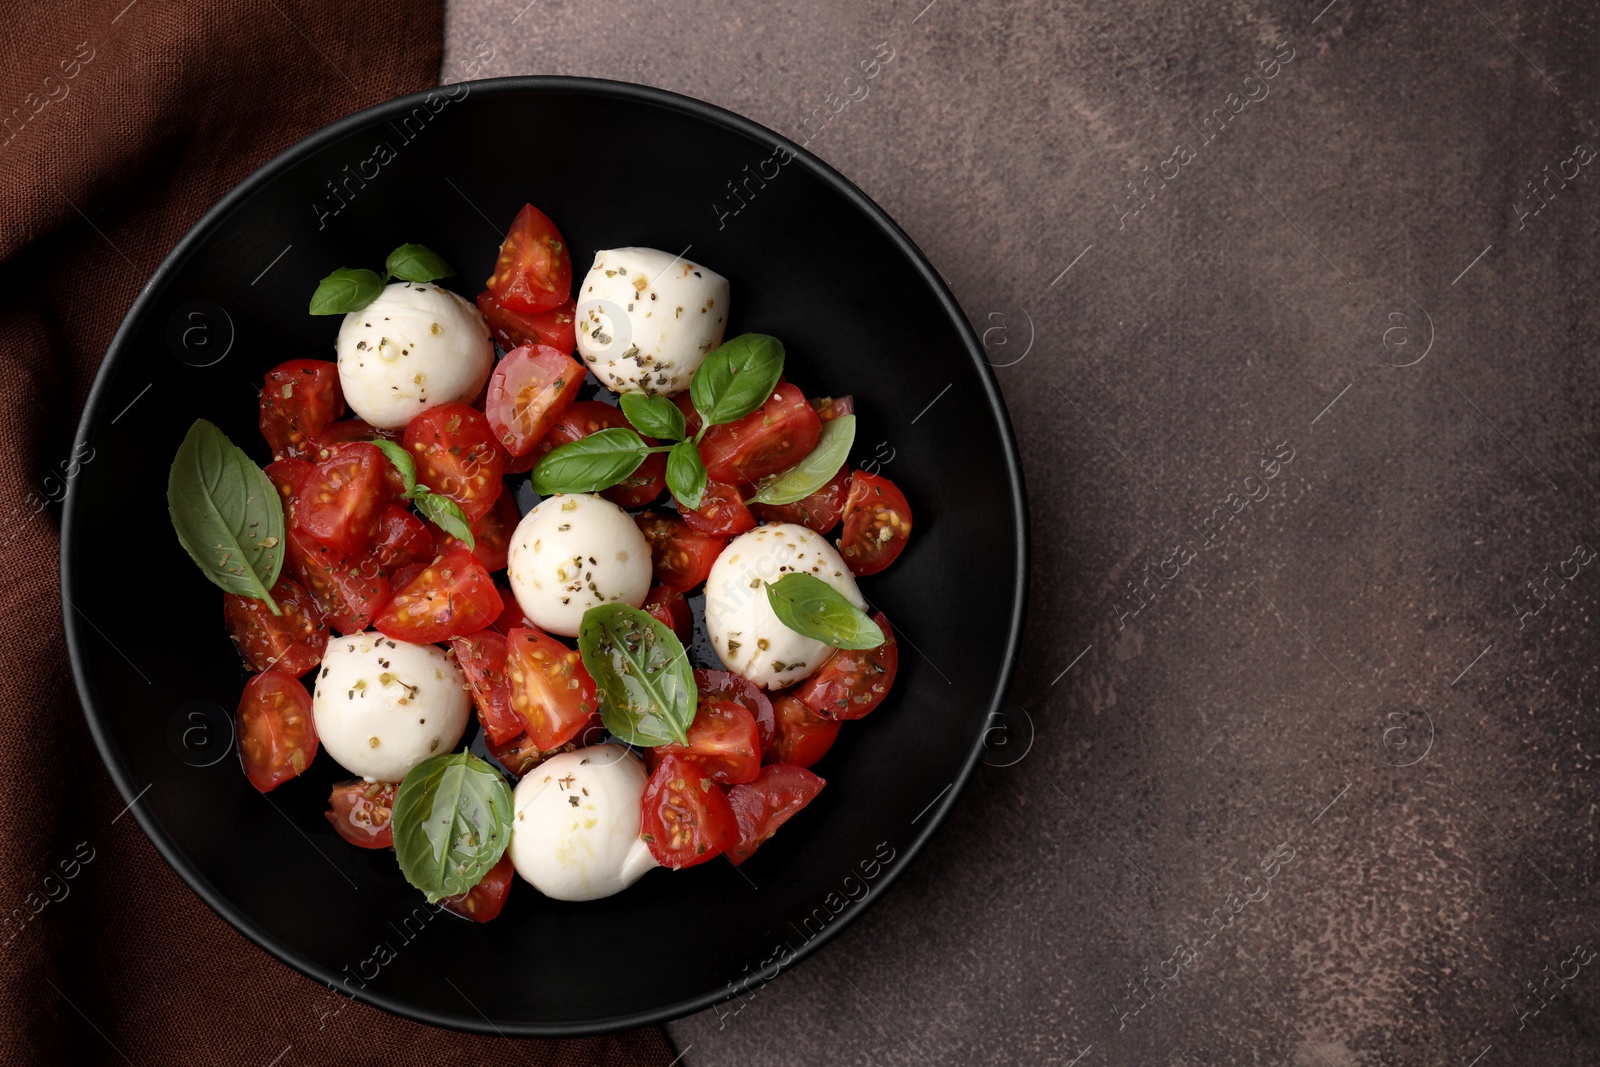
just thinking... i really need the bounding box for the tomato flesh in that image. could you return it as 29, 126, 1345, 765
643, 585, 693, 643
768, 693, 842, 767
441, 851, 514, 922
649, 699, 760, 785
264, 458, 313, 513
838, 471, 912, 576
810, 395, 854, 422
373, 548, 502, 643
795, 611, 898, 721
545, 401, 666, 509
640, 754, 740, 869
237, 670, 318, 793
485, 343, 585, 459
635, 511, 725, 592
477, 291, 577, 355
286, 527, 390, 635
224, 577, 328, 677
325, 779, 396, 849
435, 488, 519, 572
259, 359, 343, 461
404, 403, 504, 521
486, 203, 572, 314
698, 381, 820, 487
504, 627, 598, 751
751, 464, 848, 534
450, 631, 523, 745
681, 481, 756, 537
295, 442, 386, 555
726, 764, 826, 865
695, 669, 776, 756
361, 504, 437, 573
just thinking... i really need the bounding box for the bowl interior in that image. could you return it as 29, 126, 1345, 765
64, 77, 1025, 1035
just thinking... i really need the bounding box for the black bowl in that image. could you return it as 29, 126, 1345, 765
63, 76, 1026, 1035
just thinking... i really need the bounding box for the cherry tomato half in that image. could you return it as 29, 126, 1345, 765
768, 693, 841, 767
750, 464, 849, 535
224, 577, 328, 677
325, 779, 396, 849
640, 754, 740, 870
404, 403, 504, 522
794, 611, 898, 721
486, 203, 572, 314
237, 670, 318, 793
696, 669, 776, 757
726, 764, 826, 865
435, 487, 519, 572
810, 395, 854, 422
373, 548, 501, 643
310, 418, 401, 455
450, 631, 522, 746
286, 527, 390, 635
264, 458, 313, 513
680, 481, 756, 537
699, 381, 820, 488
649, 699, 761, 785
838, 471, 912, 576
259, 360, 343, 461
672, 392, 703, 438
361, 504, 437, 573
477, 291, 577, 355
504, 627, 598, 751
643, 585, 693, 643
635, 511, 726, 592
441, 851, 514, 922
294, 442, 386, 556
487, 582, 529, 635
546, 401, 665, 509
485, 343, 585, 459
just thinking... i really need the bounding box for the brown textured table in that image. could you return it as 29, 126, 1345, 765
445, 1, 1600, 1063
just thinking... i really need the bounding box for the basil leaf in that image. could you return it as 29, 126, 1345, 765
413, 489, 475, 551
167, 420, 285, 613
620, 393, 686, 441
750, 414, 855, 505
391, 752, 513, 904
689, 333, 785, 429
578, 604, 696, 747
309, 267, 384, 315
531, 428, 649, 495
765, 572, 884, 650
385, 243, 455, 283
665, 440, 707, 511
370, 438, 416, 493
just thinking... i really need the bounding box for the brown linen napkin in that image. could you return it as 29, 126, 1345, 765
0, 2, 676, 1063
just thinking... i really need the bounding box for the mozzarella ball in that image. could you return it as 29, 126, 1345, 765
509, 745, 658, 901
506, 494, 652, 637
574, 248, 729, 395
335, 282, 493, 429
703, 523, 866, 689
311, 633, 470, 781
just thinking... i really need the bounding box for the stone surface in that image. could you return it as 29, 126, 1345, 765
444, 1, 1600, 1063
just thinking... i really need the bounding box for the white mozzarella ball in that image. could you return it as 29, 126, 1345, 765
334, 282, 494, 429
506, 494, 652, 637
509, 745, 658, 901
703, 523, 866, 689
573, 247, 729, 395
311, 633, 470, 781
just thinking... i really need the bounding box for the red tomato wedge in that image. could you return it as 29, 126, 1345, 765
485, 723, 604, 778
449, 631, 522, 746
640, 754, 740, 870
545, 401, 666, 509
310, 418, 401, 454
750, 464, 849, 534
264, 458, 313, 511
485, 343, 585, 459
648, 699, 761, 785
672, 392, 703, 437
286, 527, 390, 635
223, 577, 328, 677
237, 671, 317, 793
698, 381, 821, 487
696, 669, 776, 756
795, 611, 898, 721
361, 504, 437, 573
477, 291, 577, 355
487, 582, 529, 635
768, 693, 841, 767
810, 395, 854, 422
294, 442, 386, 555
635, 511, 725, 592
838, 471, 912, 576
404, 403, 504, 521
680, 481, 756, 537
373, 548, 501, 643
441, 851, 514, 922
324, 780, 396, 849
504, 627, 598, 751
643, 585, 693, 643
435, 484, 519, 571
726, 764, 826, 865
485, 203, 572, 314
259, 359, 343, 461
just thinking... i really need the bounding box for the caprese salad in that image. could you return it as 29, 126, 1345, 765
166, 203, 913, 920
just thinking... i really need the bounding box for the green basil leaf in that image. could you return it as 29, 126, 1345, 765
578, 604, 696, 747
412, 489, 476, 551
749, 414, 856, 505
665, 440, 707, 511
391, 752, 513, 904
167, 420, 285, 613
619, 393, 686, 441
308, 267, 385, 315
689, 333, 785, 428
385, 243, 455, 284
531, 428, 649, 495
370, 438, 417, 493
765, 572, 884, 650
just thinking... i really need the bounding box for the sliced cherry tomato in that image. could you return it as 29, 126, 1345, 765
486, 203, 572, 314
324, 779, 396, 849
640, 754, 740, 869
484, 722, 604, 777
224, 577, 328, 676
435, 488, 519, 572
545, 400, 665, 509
286, 527, 390, 635
477, 291, 577, 354
810, 395, 854, 422
643, 585, 693, 643
487, 582, 529, 634
310, 419, 401, 452
259, 360, 343, 461
795, 611, 898, 720
504, 627, 598, 750
635, 511, 726, 592
295, 442, 386, 555
698, 381, 821, 487
403, 403, 504, 522
450, 631, 522, 745
838, 471, 913, 576
696, 669, 775, 756
264, 458, 313, 511
681, 481, 756, 537
237, 670, 317, 793
441, 851, 514, 922
373, 548, 501, 643
768, 693, 842, 767
485, 343, 585, 459
649, 699, 760, 785
672, 392, 703, 437
360, 504, 437, 573
726, 764, 826, 865
751, 464, 849, 534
